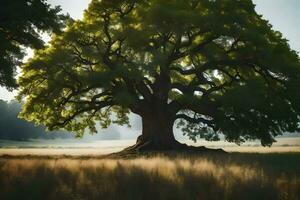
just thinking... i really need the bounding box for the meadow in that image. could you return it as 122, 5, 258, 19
0, 152, 299, 200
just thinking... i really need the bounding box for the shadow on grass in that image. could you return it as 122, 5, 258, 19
0, 153, 299, 200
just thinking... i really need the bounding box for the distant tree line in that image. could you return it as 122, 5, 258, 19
0, 100, 72, 140
0, 100, 126, 141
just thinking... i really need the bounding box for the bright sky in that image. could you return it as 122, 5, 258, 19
1, 0, 299, 101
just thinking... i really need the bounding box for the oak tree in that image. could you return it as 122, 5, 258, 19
18, 0, 300, 151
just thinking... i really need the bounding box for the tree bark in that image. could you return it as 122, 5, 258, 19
127, 110, 180, 151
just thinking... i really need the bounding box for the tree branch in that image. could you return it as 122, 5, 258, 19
174, 114, 215, 125
50, 99, 114, 129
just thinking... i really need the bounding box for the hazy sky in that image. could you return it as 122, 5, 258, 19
1, 0, 299, 101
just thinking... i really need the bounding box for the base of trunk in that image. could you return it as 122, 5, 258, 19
122, 134, 226, 154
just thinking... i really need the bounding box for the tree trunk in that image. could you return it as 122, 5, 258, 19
128, 111, 180, 151
123, 107, 226, 153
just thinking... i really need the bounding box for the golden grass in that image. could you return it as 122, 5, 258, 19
0, 153, 300, 200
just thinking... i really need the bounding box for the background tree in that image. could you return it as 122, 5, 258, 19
0, 0, 67, 89
18, 0, 300, 151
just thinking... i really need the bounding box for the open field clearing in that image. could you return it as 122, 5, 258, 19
0, 146, 300, 157
0, 137, 299, 156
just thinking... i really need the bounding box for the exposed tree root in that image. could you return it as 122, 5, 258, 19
112, 135, 227, 157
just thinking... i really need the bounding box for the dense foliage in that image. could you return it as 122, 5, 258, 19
18, 0, 300, 146
0, 0, 67, 89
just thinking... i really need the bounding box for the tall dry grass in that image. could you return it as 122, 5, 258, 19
0, 153, 299, 200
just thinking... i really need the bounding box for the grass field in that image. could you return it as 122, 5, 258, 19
0, 152, 299, 200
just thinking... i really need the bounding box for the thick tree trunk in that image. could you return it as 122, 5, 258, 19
124, 108, 226, 153
125, 110, 180, 151
136, 113, 177, 150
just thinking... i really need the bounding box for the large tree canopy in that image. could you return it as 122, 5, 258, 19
0, 0, 67, 89
18, 0, 300, 150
